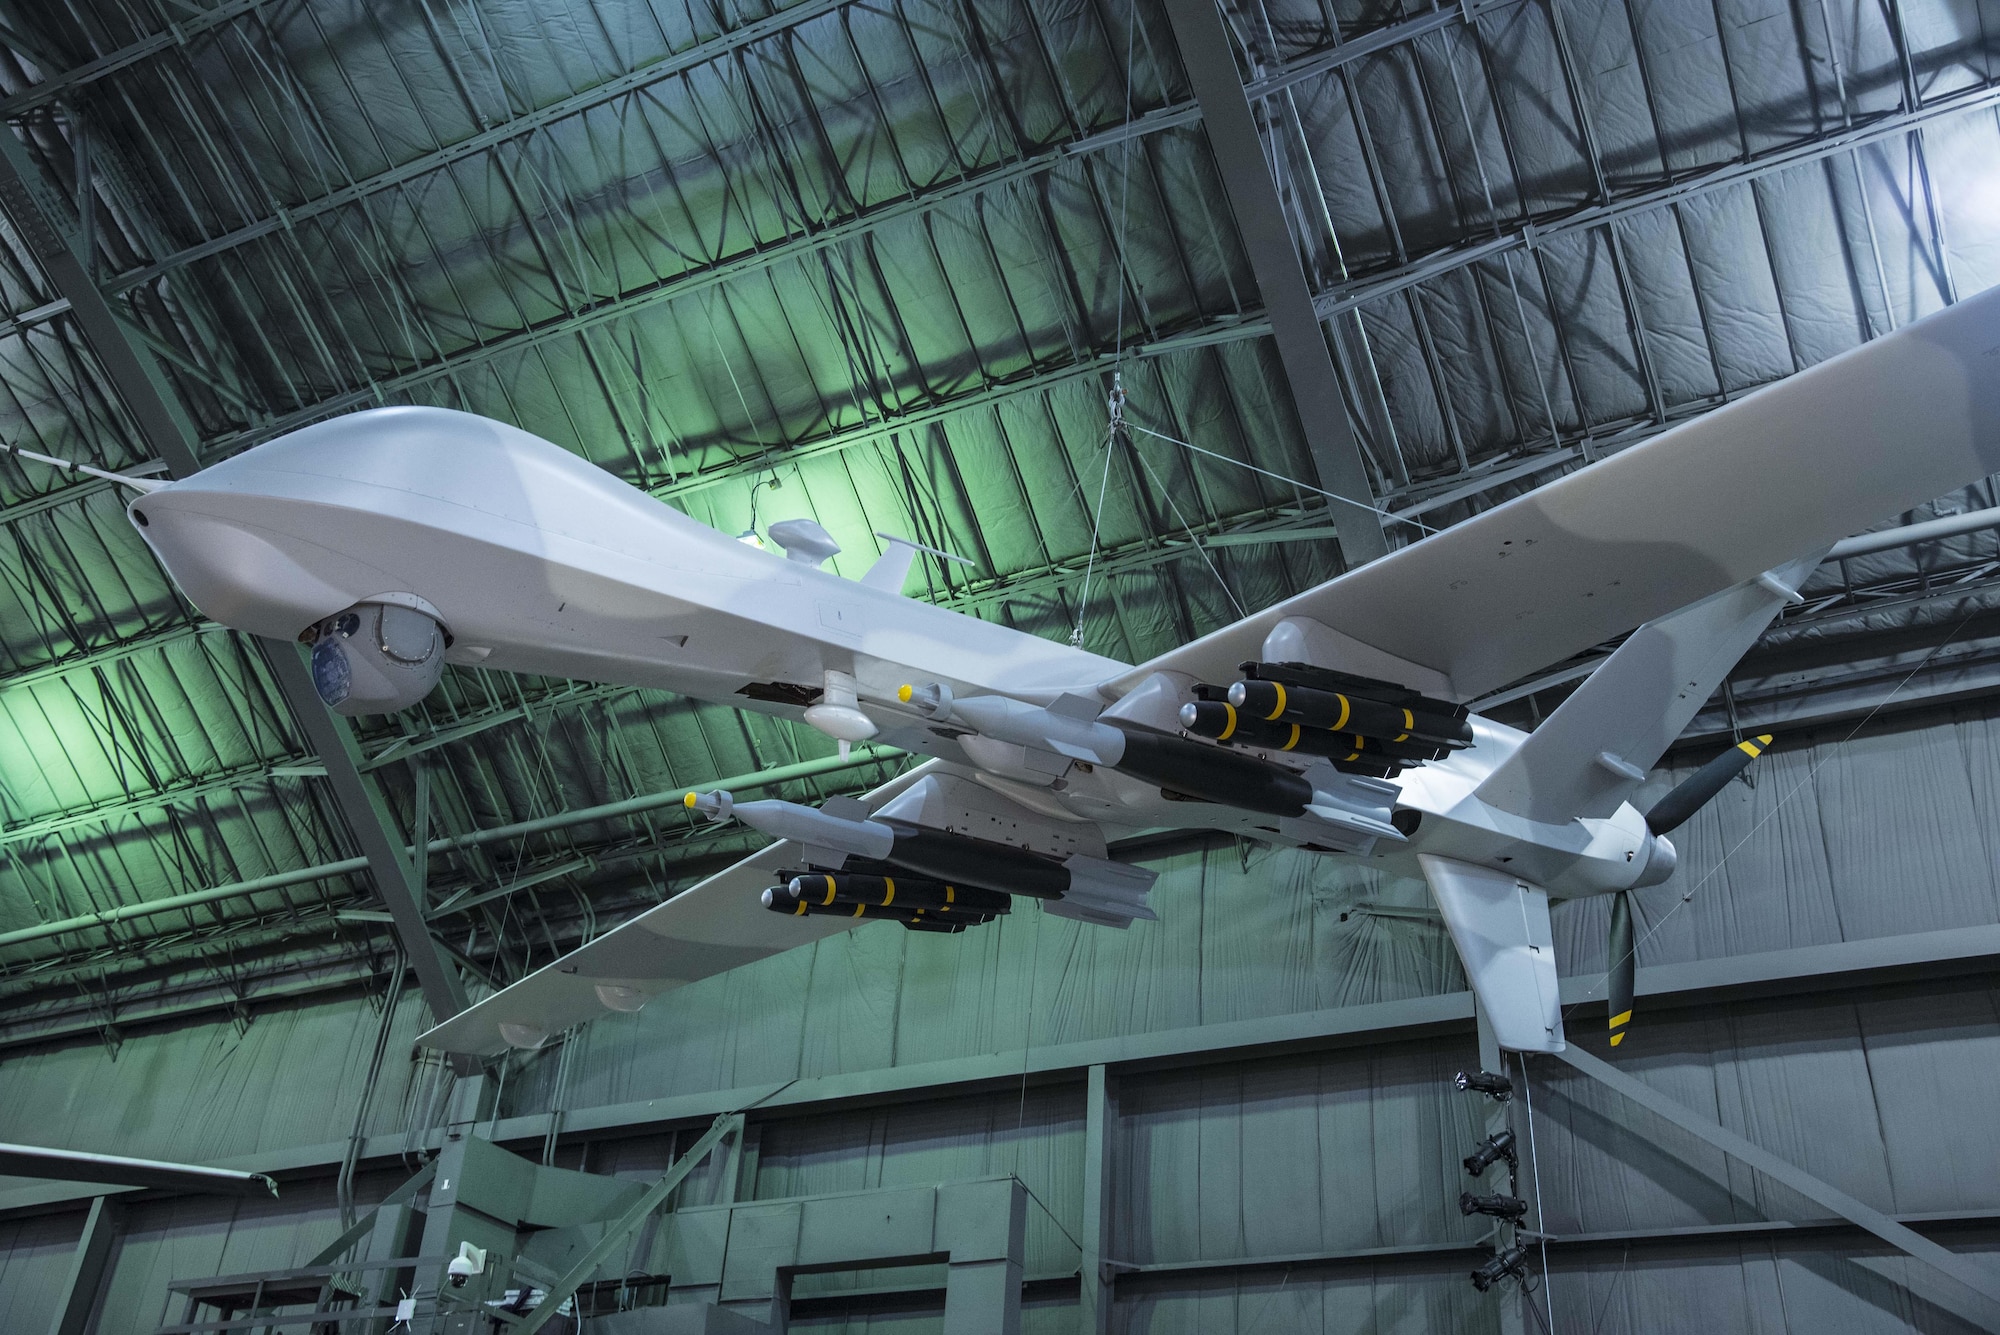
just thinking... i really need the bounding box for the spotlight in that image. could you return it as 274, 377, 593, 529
1470, 1242, 1530, 1292
1459, 1190, 1530, 1222
1462, 1128, 1517, 1176
1455, 1069, 1513, 1100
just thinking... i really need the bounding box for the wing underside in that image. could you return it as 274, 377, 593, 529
1111, 287, 2000, 702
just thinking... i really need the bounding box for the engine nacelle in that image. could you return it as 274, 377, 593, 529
307, 596, 448, 715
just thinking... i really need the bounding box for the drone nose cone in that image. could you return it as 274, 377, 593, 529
128, 486, 392, 641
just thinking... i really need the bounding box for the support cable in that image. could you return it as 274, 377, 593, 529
1069, 0, 1142, 649
1126, 419, 1437, 537
1516, 1053, 1557, 1334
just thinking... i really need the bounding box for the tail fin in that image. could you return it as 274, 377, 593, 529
1473, 554, 1817, 824
1419, 855, 1564, 1053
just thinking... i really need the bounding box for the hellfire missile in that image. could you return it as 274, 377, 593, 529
1226, 678, 1471, 749
691, 790, 1160, 925
783, 872, 1012, 915
1177, 701, 1442, 771
903, 683, 1370, 817
759, 886, 992, 930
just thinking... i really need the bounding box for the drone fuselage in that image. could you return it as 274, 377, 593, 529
130, 406, 1665, 899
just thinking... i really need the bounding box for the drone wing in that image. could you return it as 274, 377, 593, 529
416, 761, 941, 1057
1109, 286, 2000, 702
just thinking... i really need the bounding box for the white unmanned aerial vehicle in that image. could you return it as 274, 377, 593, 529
116, 289, 2000, 1058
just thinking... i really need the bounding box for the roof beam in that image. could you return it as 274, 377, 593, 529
0, 128, 472, 1029
0, 0, 273, 120
0, 745, 894, 954
1161, 0, 1386, 564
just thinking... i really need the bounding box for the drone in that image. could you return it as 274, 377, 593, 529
98, 286, 2000, 1058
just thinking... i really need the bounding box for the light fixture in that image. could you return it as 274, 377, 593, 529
1462, 1129, 1517, 1176
1470, 1242, 1530, 1292
1455, 1069, 1513, 1100
1459, 1190, 1530, 1222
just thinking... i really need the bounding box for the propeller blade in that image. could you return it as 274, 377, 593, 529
1608, 891, 1634, 1048
1644, 734, 1773, 835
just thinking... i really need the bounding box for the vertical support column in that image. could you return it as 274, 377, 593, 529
1159, 0, 1388, 564
47, 1195, 120, 1335
0, 130, 471, 1037
939, 1178, 1027, 1335
1079, 1065, 1116, 1335
1474, 1007, 1526, 1335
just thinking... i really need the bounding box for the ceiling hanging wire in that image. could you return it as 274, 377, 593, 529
1123, 418, 1440, 538
1068, 0, 1144, 650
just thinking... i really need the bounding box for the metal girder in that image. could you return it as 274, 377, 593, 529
0, 1143, 274, 1196
45, 1194, 118, 1335
1161, 0, 1386, 564
1558, 1044, 2000, 1327
0, 2, 274, 120
265, 644, 469, 1026
1080, 1065, 1116, 1335
6, 919, 2000, 1220
514, 1113, 737, 1335
0, 129, 472, 1027
0, 745, 896, 954
92, 7, 1447, 321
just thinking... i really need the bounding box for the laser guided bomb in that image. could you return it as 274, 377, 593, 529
896, 682, 1404, 841
686, 788, 1157, 927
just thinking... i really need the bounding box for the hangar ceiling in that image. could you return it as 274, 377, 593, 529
0, 0, 1995, 1047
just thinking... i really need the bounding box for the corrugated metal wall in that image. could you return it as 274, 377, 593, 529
3, 702, 2000, 1331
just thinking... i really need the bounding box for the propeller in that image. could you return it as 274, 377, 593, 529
1607, 733, 1774, 1048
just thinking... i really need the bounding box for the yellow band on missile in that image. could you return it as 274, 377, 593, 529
1265, 682, 1286, 720
1218, 704, 1237, 740
791, 901, 807, 916
1610, 1032, 1625, 1046
883, 876, 895, 906
897, 684, 913, 703
1283, 724, 1300, 751
1332, 694, 1350, 730
1609, 1009, 1631, 1028
821, 876, 836, 906
945, 886, 956, 904
851, 903, 866, 917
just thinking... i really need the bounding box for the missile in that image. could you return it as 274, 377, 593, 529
1226, 677, 1471, 748
902, 683, 1356, 816
692, 790, 1160, 924
684, 789, 894, 860
759, 886, 992, 930
783, 872, 1012, 916
1177, 701, 1443, 770
900, 683, 1123, 764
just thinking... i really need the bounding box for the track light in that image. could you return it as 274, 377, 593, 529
1459, 1190, 1530, 1222
1470, 1242, 1530, 1292
1462, 1129, 1517, 1176
1455, 1069, 1513, 1099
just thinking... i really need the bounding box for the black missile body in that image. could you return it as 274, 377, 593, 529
1179, 701, 1441, 771
759, 886, 994, 930
784, 872, 1012, 916
1228, 677, 1471, 749
872, 826, 1073, 898
1106, 722, 1321, 816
